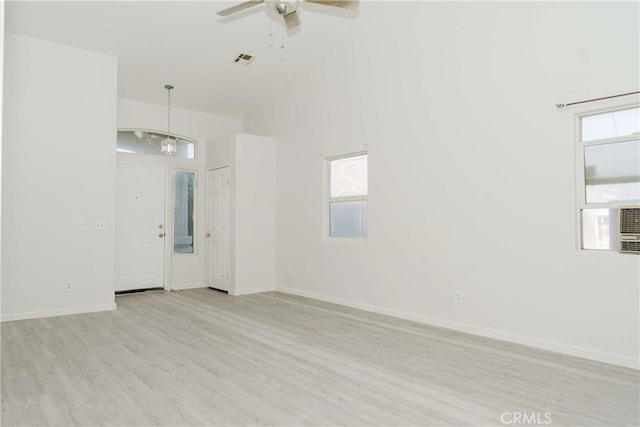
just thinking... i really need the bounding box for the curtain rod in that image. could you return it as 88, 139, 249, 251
556, 91, 640, 109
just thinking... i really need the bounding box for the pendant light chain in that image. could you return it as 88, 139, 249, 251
162, 84, 176, 155
166, 84, 173, 141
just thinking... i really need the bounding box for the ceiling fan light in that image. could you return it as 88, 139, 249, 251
265, 0, 300, 15
276, 3, 289, 14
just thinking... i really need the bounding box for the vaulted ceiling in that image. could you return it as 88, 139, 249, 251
5, 1, 363, 117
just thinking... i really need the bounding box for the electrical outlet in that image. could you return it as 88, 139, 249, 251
95, 221, 106, 231
74, 221, 86, 230
287, 267, 294, 277
454, 291, 463, 304
65, 282, 73, 292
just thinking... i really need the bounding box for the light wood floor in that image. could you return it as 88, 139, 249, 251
2, 289, 638, 426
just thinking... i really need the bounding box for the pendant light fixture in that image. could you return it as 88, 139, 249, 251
161, 84, 177, 155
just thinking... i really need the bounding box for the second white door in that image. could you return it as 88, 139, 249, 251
206, 167, 231, 292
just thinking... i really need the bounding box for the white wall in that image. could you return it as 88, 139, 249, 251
0, 2, 5, 318
118, 98, 243, 290
235, 134, 276, 295
2, 34, 118, 320
245, 2, 640, 368
207, 133, 276, 295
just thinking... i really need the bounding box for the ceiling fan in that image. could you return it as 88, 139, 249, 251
217, 0, 359, 30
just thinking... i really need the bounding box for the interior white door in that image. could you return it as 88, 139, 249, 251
116, 164, 166, 292
206, 167, 231, 292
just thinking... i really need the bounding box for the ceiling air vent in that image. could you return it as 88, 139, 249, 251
234, 53, 254, 65
619, 206, 640, 254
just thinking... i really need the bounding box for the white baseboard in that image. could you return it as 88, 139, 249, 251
1, 303, 118, 322
277, 286, 639, 370
230, 286, 276, 296
169, 282, 206, 291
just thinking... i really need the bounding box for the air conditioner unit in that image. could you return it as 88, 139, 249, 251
619, 206, 640, 254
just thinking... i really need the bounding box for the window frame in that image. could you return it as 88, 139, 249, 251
575, 104, 640, 252
324, 151, 369, 241
173, 169, 197, 255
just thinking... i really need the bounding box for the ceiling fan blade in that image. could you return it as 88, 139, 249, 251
283, 10, 301, 30
305, 0, 359, 10
217, 0, 264, 16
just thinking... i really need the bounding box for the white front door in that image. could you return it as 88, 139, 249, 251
116, 164, 166, 292
206, 167, 231, 292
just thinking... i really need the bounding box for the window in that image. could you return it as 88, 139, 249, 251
327, 153, 368, 238
174, 171, 195, 254
117, 130, 196, 159
578, 106, 640, 251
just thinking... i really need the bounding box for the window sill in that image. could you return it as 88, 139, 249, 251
324, 237, 368, 243
577, 248, 633, 256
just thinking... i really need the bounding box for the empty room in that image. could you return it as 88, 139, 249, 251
1, 1, 639, 426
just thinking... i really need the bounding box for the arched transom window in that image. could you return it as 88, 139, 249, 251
117, 129, 196, 159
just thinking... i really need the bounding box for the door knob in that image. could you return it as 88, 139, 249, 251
205, 233, 211, 238
159, 232, 165, 238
